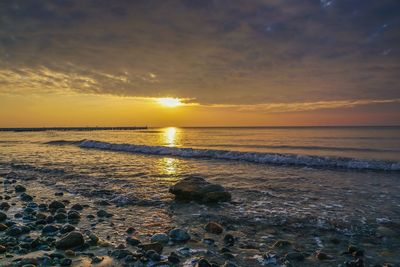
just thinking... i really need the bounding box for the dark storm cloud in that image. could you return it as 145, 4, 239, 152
0, 0, 399, 105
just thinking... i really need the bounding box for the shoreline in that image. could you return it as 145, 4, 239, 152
0, 169, 399, 266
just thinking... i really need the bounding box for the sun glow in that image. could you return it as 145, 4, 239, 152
157, 97, 182, 107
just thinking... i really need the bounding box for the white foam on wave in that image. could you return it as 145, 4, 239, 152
78, 140, 400, 171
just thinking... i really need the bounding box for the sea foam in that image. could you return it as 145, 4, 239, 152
77, 140, 400, 171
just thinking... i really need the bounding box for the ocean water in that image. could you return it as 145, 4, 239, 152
0, 126, 400, 263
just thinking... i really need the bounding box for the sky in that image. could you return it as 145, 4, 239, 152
0, 0, 399, 127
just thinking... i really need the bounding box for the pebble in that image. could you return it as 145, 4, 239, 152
49, 200, 65, 210
67, 210, 81, 220
223, 234, 235, 246
151, 233, 170, 244
0, 223, 8, 231
111, 249, 132, 259
60, 224, 76, 234
97, 209, 113, 218
15, 185, 26, 192
55, 231, 85, 250
169, 228, 190, 242
71, 204, 83, 211
54, 212, 67, 221
273, 240, 292, 248
0, 245, 6, 253
20, 193, 33, 202
197, 258, 212, 267
168, 252, 180, 264
42, 225, 59, 235
0, 202, 10, 210
205, 222, 224, 234
0, 211, 7, 221
65, 250, 76, 257
126, 236, 141, 246
91, 256, 104, 264
316, 251, 330, 260
60, 258, 72, 266
285, 251, 305, 261
126, 227, 135, 234
139, 242, 163, 254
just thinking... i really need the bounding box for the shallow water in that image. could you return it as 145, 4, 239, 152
0, 127, 399, 265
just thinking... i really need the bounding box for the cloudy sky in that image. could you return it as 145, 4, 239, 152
0, 0, 399, 126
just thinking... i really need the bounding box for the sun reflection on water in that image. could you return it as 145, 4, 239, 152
164, 127, 178, 147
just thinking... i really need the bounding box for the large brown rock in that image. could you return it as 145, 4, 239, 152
169, 176, 231, 203
55, 231, 85, 250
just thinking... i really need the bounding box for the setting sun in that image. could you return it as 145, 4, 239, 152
157, 98, 182, 107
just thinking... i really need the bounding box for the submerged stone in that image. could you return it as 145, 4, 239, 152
55, 231, 85, 250
169, 176, 231, 203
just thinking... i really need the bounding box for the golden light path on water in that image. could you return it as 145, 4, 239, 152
157, 127, 180, 179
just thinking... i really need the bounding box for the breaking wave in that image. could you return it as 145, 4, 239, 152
75, 140, 400, 171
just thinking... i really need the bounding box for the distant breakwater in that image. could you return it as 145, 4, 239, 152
0, 127, 148, 132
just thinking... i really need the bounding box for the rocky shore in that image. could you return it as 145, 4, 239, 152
0, 173, 399, 266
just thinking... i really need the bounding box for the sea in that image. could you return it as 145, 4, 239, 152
0, 126, 399, 264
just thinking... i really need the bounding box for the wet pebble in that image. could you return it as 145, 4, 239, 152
205, 222, 224, 234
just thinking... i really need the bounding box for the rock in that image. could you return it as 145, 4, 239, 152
345, 258, 364, 267
65, 250, 75, 257
205, 222, 223, 234
0, 202, 10, 210
0, 211, 7, 221
168, 252, 180, 264
67, 211, 80, 220
96, 200, 111, 206
36, 213, 47, 220
169, 228, 190, 242
147, 250, 161, 261
151, 233, 170, 244
6, 226, 23, 236
348, 245, 359, 254
46, 215, 55, 223
316, 251, 330, 260
126, 227, 135, 234
60, 258, 72, 266
139, 242, 163, 254
0, 245, 6, 253
49, 201, 65, 210
88, 233, 99, 245
223, 234, 235, 246
169, 176, 231, 203
273, 240, 292, 248
15, 185, 26, 192
42, 225, 59, 235
285, 252, 305, 261
126, 236, 141, 246
97, 210, 113, 218
55, 231, 85, 249
38, 203, 48, 211
111, 249, 132, 259
20, 193, 33, 202
352, 250, 364, 258
0, 223, 8, 231
91, 256, 104, 264
54, 213, 67, 221
197, 258, 212, 267
71, 204, 83, 211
